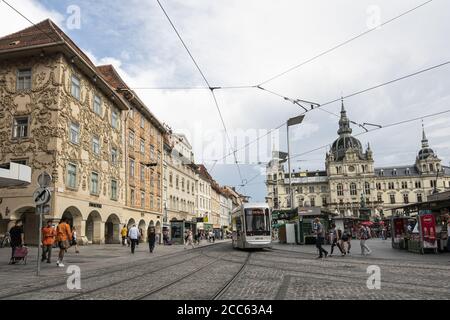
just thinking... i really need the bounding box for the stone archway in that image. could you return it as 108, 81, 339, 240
15, 206, 38, 245
62, 206, 83, 240
85, 211, 102, 244
138, 219, 146, 243
155, 221, 161, 244
127, 218, 136, 229
105, 214, 121, 244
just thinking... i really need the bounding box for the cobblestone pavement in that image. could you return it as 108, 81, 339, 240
0, 239, 448, 300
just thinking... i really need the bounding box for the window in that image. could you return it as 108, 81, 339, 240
320, 186, 327, 193
150, 145, 155, 160
141, 191, 145, 209
90, 172, 99, 195
310, 197, 315, 207
169, 172, 173, 186
403, 193, 409, 204
401, 181, 408, 189
92, 136, 100, 155
182, 178, 185, 191
150, 195, 154, 209
417, 193, 423, 203
430, 180, 437, 188
129, 158, 135, 178
111, 147, 118, 165
140, 139, 145, 154
393, 169, 397, 176
187, 180, 190, 194
388, 182, 395, 190
309, 186, 315, 194
130, 189, 135, 206
297, 186, 303, 194
93, 94, 102, 116
67, 164, 77, 189
17, 69, 32, 90
380, 170, 384, 176
111, 180, 118, 200
150, 172, 154, 187
337, 184, 344, 196
140, 116, 145, 129
322, 197, 327, 206
69, 122, 80, 144
176, 175, 179, 189
111, 110, 119, 129
12, 116, 29, 139
364, 182, 371, 195
11, 159, 27, 165
390, 194, 396, 204
350, 183, 357, 196
71, 75, 81, 100
129, 131, 135, 147
429, 164, 434, 172
140, 164, 145, 182
377, 194, 382, 203
376, 183, 382, 190
129, 108, 134, 119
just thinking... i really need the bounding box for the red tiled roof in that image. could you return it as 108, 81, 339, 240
0, 19, 96, 69
97, 65, 129, 90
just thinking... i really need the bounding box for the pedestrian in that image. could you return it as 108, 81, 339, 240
128, 224, 140, 254
56, 217, 72, 267
163, 229, 169, 245
41, 219, 56, 263
9, 220, 24, 265
138, 228, 143, 245
313, 218, 328, 259
359, 224, 372, 256
121, 224, 128, 246
148, 227, 156, 253
71, 226, 80, 254
184, 229, 195, 249
329, 224, 343, 257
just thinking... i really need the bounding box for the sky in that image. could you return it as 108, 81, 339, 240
1, 0, 450, 201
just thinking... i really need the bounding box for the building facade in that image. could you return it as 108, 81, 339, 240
0, 20, 165, 244
197, 165, 212, 222
266, 101, 450, 218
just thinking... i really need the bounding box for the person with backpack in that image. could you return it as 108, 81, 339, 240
313, 218, 328, 259
56, 217, 72, 267
329, 224, 344, 257
41, 219, 56, 263
148, 227, 156, 253
359, 224, 372, 256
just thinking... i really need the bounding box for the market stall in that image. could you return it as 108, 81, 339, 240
332, 217, 362, 239
297, 207, 336, 245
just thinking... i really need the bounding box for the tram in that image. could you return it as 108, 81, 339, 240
231, 203, 272, 249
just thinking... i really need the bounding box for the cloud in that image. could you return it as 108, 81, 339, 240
3, 0, 450, 201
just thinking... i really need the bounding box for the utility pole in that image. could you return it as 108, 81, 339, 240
287, 115, 305, 210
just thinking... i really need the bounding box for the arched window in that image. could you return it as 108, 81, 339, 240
337, 183, 344, 196
429, 164, 434, 172
364, 182, 371, 195
350, 183, 357, 196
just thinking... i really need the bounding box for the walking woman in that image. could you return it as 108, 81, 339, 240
148, 227, 156, 253
329, 224, 343, 257
71, 226, 80, 254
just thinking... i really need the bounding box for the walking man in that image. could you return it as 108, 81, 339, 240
9, 220, 24, 264
41, 219, 56, 263
313, 218, 328, 259
148, 227, 156, 253
128, 224, 140, 254
359, 224, 372, 256
121, 225, 128, 246
56, 217, 72, 267
184, 229, 195, 249
329, 224, 343, 257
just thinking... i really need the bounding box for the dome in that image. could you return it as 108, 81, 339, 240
418, 147, 435, 160
331, 135, 364, 161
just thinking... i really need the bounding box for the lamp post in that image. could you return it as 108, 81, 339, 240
287, 115, 305, 210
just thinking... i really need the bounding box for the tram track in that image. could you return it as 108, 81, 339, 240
266, 247, 450, 271
0, 242, 225, 300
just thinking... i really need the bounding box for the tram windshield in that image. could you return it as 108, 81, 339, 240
245, 208, 270, 236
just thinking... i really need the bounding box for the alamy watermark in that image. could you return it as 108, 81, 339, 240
366, 265, 381, 290
66, 265, 81, 290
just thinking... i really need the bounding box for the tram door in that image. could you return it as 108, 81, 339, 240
232, 215, 244, 248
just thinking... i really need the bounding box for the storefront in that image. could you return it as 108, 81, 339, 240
297, 207, 336, 245
170, 219, 196, 245
389, 191, 450, 254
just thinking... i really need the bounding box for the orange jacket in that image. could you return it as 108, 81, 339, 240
42, 226, 56, 246
56, 222, 72, 242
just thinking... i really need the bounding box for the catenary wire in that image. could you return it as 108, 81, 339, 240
258, 0, 434, 86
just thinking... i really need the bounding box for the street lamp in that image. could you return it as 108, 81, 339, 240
286, 114, 305, 210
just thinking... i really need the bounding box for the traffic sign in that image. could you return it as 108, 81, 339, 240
33, 187, 51, 206
37, 172, 52, 188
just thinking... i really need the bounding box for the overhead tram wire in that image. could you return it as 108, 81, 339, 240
215, 59, 450, 165
238, 108, 450, 189
156, 0, 246, 189
258, 0, 434, 86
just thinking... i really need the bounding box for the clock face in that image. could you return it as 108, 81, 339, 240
348, 165, 355, 172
